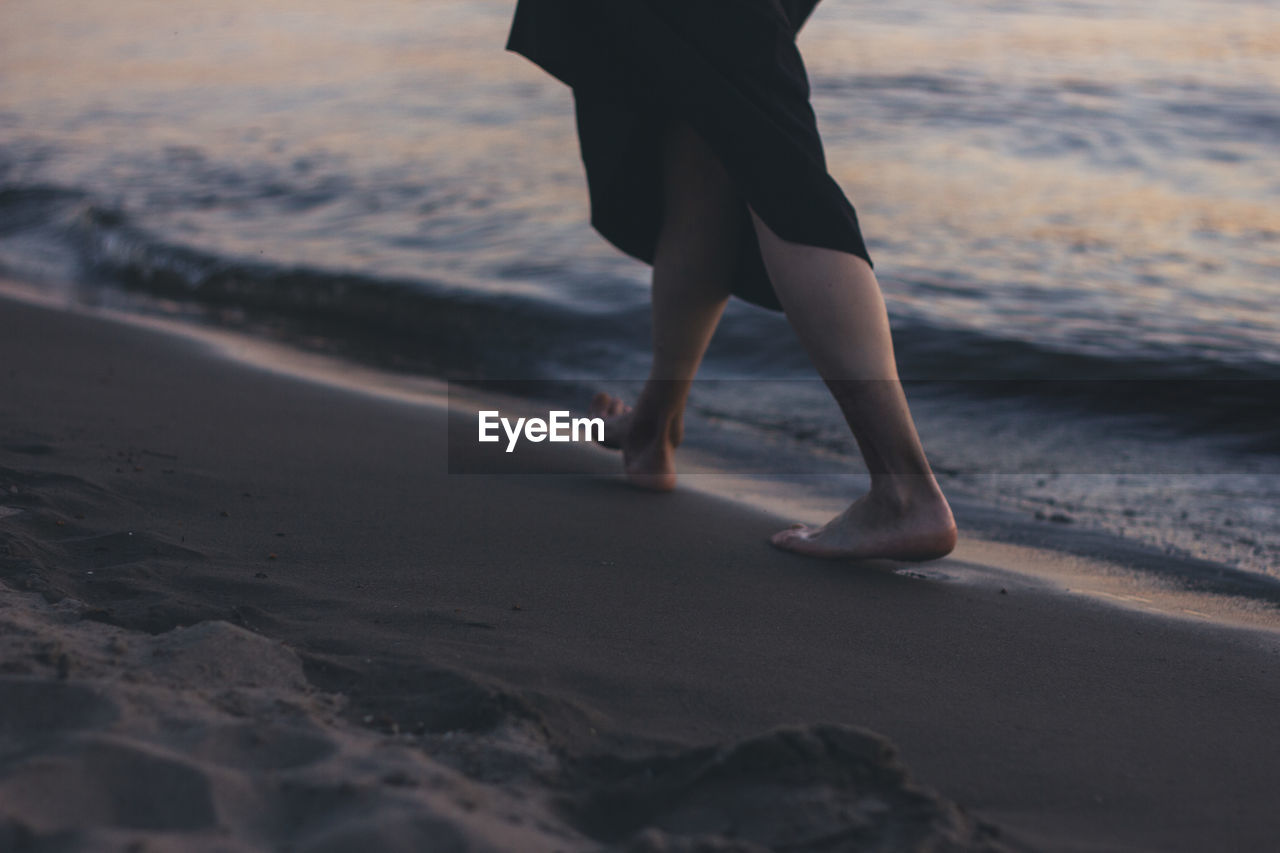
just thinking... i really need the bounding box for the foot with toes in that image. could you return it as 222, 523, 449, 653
589, 392, 680, 492
588, 393, 956, 561
770, 486, 957, 562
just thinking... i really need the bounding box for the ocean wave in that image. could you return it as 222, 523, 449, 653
1, 181, 1276, 448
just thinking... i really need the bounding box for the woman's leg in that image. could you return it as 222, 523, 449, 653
749, 209, 957, 560
590, 120, 743, 490
589, 120, 955, 561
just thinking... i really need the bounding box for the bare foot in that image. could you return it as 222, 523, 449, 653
589, 391, 632, 450
770, 486, 957, 562
589, 392, 680, 492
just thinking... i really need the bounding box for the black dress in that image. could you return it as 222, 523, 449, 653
505, 0, 872, 312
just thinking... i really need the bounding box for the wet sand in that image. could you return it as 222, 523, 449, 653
1, 290, 1278, 851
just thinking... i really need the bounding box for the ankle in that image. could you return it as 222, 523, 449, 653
869, 475, 949, 515
628, 407, 682, 449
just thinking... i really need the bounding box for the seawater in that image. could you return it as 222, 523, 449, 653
1, 0, 1277, 583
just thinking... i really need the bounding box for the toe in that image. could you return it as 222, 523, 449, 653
590, 392, 612, 417
770, 524, 843, 557
770, 526, 809, 547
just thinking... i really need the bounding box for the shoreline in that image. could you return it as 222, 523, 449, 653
5, 276, 1277, 627
3, 287, 1280, 850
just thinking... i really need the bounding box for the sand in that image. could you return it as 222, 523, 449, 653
1, 290, 1279, 852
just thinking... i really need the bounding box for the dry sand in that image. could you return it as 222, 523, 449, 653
1, 291, 1278, 852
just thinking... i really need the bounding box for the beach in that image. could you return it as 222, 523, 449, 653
2, 290, 1278, 851
4, 0, 1278, 576
3, 0, 1279, 846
